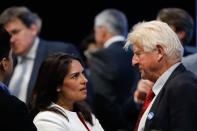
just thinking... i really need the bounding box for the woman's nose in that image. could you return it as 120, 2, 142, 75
81, 74, 88, 84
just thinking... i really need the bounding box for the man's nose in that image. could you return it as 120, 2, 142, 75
10, 35, 16, 43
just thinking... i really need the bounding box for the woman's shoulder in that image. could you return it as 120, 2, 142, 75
91, 114, 100, 124
33, 110, 64, 122
90, 114, 104, 131
34, 110, 69, 126
33, 103, 70, 124
33, 111, 70, 131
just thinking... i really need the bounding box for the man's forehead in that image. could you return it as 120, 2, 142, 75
133, 44, 143, 51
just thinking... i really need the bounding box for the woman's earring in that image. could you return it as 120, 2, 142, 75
57, 88, 61, 92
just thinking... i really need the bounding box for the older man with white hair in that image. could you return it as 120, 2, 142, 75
125, 20, 197, 131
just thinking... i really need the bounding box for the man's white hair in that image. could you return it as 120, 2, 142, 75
124, 20, 184, 62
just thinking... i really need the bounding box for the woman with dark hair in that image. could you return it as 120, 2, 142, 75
29, 53, 103, 131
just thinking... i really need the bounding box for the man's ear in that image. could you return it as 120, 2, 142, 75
156, 44, 165, 61
0, 58, 8, 72
30, 24, 39, 36
176, 31, 185, 43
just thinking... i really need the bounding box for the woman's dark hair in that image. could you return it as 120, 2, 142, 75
29, 52, 93, 125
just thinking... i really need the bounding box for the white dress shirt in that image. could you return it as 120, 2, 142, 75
103, 35, 125, 48
9, 38, 39, 102
138, 62, 181, 131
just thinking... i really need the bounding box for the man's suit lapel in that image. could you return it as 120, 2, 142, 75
26, 40, 46, 102
144, 64, 186, 130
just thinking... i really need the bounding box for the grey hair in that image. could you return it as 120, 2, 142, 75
124, 20, 184, 63
0, 6, 42, 34
94, 9, 128, 37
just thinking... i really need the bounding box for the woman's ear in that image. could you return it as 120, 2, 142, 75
156, 44, 165, 61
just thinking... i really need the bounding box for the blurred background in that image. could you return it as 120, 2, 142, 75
0, 0, 196, 48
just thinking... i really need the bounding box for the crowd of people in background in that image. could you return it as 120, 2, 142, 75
0, 5, 197, 131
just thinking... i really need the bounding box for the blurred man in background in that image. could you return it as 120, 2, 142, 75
88, 9, 139, 131
0, 6, 79, 103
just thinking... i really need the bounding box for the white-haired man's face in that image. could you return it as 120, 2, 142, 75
132, 44, 160, 82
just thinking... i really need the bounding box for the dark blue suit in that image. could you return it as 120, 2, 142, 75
89, 40, 139, 131
0, 82, 37, 131
144, 64, 197, 131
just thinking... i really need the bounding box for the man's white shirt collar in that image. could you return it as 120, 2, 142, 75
17, 37, 39, 61
152, 62, 181, 95
104, 35, 125, 48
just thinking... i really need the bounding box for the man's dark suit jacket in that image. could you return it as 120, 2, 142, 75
8, 39, 79, 103
89, 41, 139, 131
0, 83, 37, 131
144, 64, 197, 131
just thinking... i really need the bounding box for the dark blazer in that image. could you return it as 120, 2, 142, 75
144, 64, 197, 131
9, 39, 79, 103
0, 83, 37, 131
89, 41, 139, 131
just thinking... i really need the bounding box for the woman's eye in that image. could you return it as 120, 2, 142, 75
71, 73, 79, 79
